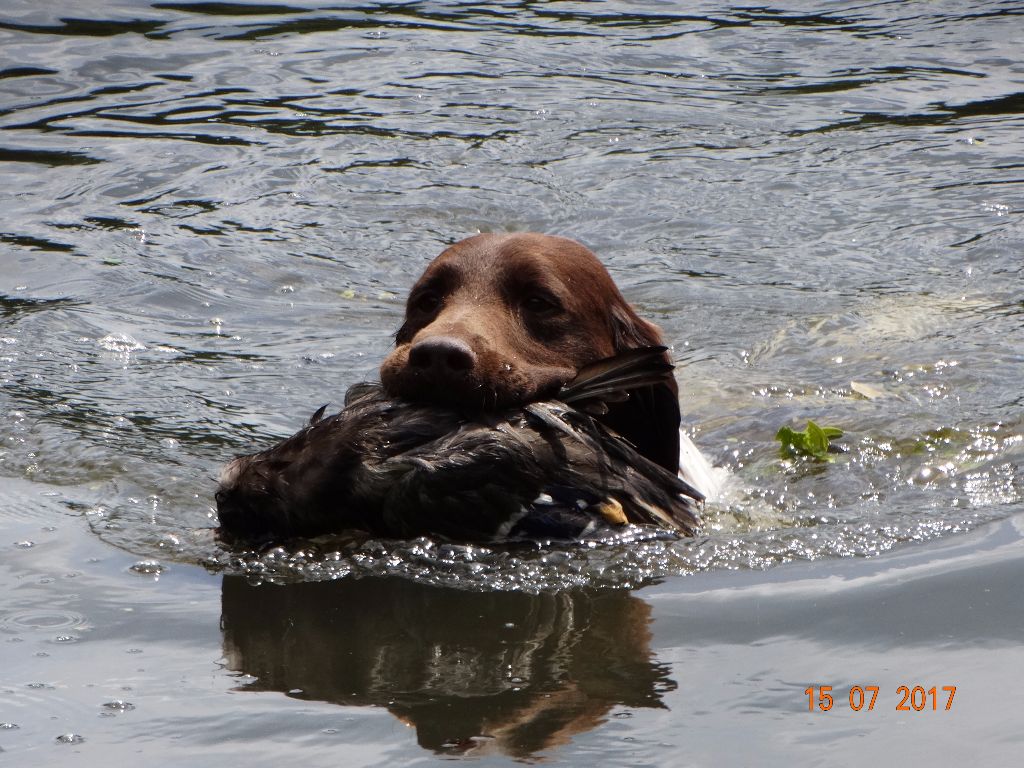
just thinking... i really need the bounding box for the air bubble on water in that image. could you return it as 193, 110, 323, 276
98, 333, 145, 353
55, 733, 84, 745
129, 560, 164, 576
101, 700, 135, 713
158, 534, 181, 550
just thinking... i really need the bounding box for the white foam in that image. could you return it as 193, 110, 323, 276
678, 429, 731, 504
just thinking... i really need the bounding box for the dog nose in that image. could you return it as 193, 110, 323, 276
408, 336, 476, 375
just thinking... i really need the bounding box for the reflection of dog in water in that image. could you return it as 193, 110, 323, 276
220, 576, 675, 757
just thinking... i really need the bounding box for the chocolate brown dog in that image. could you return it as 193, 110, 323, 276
215, 233, 704, 544
379, 233, 681, 473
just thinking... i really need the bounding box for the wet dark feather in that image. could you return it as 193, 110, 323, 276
215, 347, 702, 544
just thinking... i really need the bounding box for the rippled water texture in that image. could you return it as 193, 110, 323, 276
3, 0, 1021, 587
1, 0, 1023, 762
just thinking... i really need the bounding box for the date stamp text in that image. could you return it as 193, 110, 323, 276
805, 685, 957, 712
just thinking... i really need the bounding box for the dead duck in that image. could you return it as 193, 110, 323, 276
215, 346, 703, 544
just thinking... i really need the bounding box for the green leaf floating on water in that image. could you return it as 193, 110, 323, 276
776, 420, 843, 462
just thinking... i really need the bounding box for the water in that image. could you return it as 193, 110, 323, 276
1, 1, 1022, 764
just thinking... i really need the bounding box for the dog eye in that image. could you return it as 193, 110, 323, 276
522, 293, 561, 315
412, 291, 441, 314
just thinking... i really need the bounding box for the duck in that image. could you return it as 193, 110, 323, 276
215, 346, 703, 544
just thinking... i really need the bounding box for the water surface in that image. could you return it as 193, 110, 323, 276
1, 1, 1022, 764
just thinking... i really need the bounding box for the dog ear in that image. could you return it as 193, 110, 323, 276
603, 304, 682, 473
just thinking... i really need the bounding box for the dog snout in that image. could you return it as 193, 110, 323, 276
407, 336, 477, 377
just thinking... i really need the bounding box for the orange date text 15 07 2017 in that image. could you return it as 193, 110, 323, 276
804, 685, 957, 712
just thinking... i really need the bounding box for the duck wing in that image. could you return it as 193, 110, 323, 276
557, 346, 674, 413
353, 349, 702, 541
560, 345, 684, 475
360, 402, 700, 541
522, 402, 702, 536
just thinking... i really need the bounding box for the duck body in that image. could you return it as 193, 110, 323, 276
215, 347, 703, 544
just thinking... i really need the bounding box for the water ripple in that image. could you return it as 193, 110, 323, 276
1, 0, 1021, 594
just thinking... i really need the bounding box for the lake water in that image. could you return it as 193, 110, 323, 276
1, 1, 1022, 764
